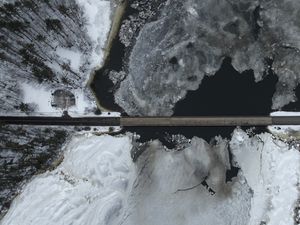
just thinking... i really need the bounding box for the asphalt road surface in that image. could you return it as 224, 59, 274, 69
1, 116, 300, 126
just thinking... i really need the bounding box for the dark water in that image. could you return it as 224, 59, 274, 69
226, 147, 239, 182
90, 36, 125, 112
90, 1, 165, 112
174, 57, 278, 116
89, 4, 133, 112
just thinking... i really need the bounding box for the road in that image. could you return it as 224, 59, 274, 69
1, 116, 300, 127
0, 116, 120, 126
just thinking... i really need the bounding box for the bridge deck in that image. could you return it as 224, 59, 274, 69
0, 116, 300, 126
120, 117, 273, 126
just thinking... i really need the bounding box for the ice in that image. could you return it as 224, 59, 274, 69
122, 137, 251, 225
115, 0, 300, 115
231, 128, 300, 225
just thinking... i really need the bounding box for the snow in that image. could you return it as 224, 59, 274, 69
0, 0, 113, 116
19, 82, 121, 118
231, 128, 300, 225
0, 134, 135, 225
55, 47, 82, 72
1, 130, 299, 225
68, 89, 96, 116
75, 0, 112, 71
20, 82, 58, 114
0, 0, 117, 121
271, 111, 300, 116
1, 134, 251, 225
20, 82, 93, 116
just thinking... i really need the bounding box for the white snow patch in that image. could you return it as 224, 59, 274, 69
55, 47, 82, 72
231, 128, 300, 225
14, 81, 121, 117
20, 82, 59, 114
100, 112, 121, 117
20, 82, 97, 116
68, 88, 95, 116
271, 111, 300, 116
75, 0, 111, 70
0, 134, 135, 225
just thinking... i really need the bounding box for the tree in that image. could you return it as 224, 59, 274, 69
7, 20, 27, 32
3, 3, 16, 13
45, 18, 62, 32
58, 4, 68, 16
36, 34, 45, 42
19, 44, 36, 65
21, 0, 38, 11
18, 102, 32, 113
31, 65, 55, 83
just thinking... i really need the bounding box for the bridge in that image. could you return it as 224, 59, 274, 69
0, 116, 300, 126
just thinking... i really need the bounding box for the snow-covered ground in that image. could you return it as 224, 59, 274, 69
75, 0, 111, 73
1, 130, 299, 225
0, 0, 113, 115
20, 0, 112, 116
0, 134, 135, 225
20, 82, 96, 116
19, 82, 121, 117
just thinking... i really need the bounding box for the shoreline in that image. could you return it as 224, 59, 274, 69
87, 0, 128, 112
